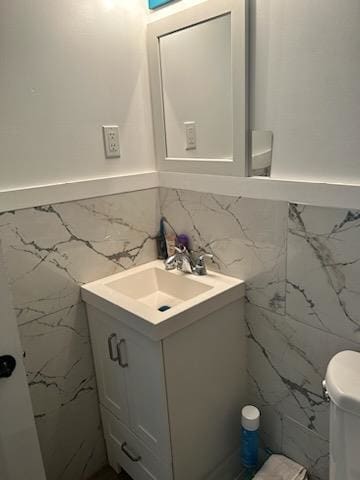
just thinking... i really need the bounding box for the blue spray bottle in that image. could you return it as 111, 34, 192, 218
241, 405, 260, 478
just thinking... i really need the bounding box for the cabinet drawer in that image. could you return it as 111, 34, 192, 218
101, 406, 173, 480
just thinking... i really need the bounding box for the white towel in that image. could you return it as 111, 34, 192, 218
253, 454, 308, 480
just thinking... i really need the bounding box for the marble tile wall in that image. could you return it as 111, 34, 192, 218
160, 188, 288, 314
0, 189, 159, 480
2, 185, 360, 480
160, 188, 360, 480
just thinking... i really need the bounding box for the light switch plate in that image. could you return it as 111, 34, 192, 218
103, 125, 120, 158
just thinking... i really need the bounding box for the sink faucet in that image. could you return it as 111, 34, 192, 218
165, 246, 193, 273
165, 246, 214, 276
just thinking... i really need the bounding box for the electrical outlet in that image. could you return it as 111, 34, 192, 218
103, 125, 120, 158
184, 121, 197, 150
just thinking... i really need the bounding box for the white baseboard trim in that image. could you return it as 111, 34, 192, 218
0, 171, 159, 213
2, 170, 360, 213
160, 171, 360, 210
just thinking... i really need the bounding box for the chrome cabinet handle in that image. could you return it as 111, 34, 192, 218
121, 442, 141, 462
117, 339, 128, 368
107, 334, 119, 362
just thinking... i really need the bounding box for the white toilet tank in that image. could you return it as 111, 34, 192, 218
325, 350, 360, 480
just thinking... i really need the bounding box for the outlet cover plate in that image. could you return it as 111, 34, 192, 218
103, 125, 120, 158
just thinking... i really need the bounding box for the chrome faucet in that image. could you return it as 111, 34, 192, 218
164, 246, 214, 275
165, 246, 193, 273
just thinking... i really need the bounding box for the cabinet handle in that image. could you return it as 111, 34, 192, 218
121, 442, 141, 462
117, 339, 128, 368
107, 334, 119, 362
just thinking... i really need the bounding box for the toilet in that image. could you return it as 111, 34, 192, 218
325, 350, 360, 480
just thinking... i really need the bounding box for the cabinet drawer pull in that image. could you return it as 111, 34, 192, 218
107, 334, 119, 362
117, 339, 128, 368
121, 442, 141, 462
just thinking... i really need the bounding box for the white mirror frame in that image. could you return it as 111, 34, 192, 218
147, 0, 249, 177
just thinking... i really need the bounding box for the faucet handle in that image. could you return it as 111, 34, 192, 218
175, 245, 191, 254
194, 252, 214, 276
198, 253, 214, 262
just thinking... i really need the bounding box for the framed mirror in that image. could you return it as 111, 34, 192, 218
147, 0, 249, 176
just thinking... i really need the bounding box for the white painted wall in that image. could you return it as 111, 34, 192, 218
160, 14, 232, 159
3, 0, 360, 196
0, 0, 156, 191
251, 0, 360, 184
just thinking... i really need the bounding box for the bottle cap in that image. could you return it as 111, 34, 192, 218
241, 405, 260, 431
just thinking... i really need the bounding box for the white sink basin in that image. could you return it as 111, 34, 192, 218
81, 260, 244, 339
107, 266, 212, 310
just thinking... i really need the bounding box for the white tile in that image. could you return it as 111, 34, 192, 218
35, 389, 106, 480
287, 204, 360, 343
0, 189, 159, 325
160, 188, 287, 314
247, 303, 360, 440
0, 188, 159, 480
21, 303, 95, 416
19, 302, 106, 479
282, 416, 329, 480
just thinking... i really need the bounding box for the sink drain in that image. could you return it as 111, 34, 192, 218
158, 305, 171, 312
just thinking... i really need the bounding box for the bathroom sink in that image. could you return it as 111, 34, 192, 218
107, 266, 212, 310
81, 260, 244, 339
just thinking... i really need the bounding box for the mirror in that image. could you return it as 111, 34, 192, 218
160, 14, 232, 160
250, 130, 273, 177
148, 0, 248, 176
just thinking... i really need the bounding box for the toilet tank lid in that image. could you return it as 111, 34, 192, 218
325, 350, 360, 416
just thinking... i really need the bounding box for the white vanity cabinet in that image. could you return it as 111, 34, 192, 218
86, 298, 246, 480
87, 305, 172, 474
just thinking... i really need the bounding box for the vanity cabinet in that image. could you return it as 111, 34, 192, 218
88, 305, 171, 462
86, 298, 246, 480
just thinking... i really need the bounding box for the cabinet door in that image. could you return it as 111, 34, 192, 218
87, 305, 130, 425
121, 325, 171, 461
